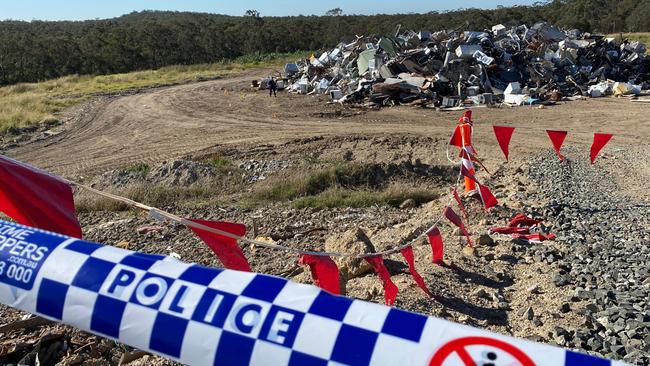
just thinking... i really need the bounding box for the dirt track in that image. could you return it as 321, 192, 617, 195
7, 68, 650, 177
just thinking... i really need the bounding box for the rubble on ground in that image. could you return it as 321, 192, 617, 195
273, 22, 649, 108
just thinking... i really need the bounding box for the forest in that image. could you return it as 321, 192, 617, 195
0, 0, 648, 85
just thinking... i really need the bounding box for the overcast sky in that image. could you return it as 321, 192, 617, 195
3, 0, 540, 21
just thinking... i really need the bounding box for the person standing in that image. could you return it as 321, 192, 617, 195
268, 77, 278, 97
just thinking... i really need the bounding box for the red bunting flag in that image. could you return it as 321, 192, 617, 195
460, 164, 479, 184
507, 213, 541, 228
451, 188, 468, 219
444, 206, 472, 247
590, 133, 613, 164
365, 255, 399, 306
511, 233, 557, 243
546, 130, 568, 161
299, 254, 340, 295
449, 125, 462, 148
0, 156, 82, 238
426, 227, 445, 264
400, 246, 432, 297
492, 126, 516, 161
188, 219, 251, 272
489, 226, 531, 235
477, 184, 498, 209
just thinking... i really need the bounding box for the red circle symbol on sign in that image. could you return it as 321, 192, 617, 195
429, 336, 536, 366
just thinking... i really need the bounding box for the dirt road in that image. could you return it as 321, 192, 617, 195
6, 69, 650, 177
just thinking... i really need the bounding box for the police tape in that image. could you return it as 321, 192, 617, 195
0, 220, 627, 366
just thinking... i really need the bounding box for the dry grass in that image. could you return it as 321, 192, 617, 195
247, 163, 440, 208
291, 184, 439, 209
0, 52, 303, 134
74, 183, 226, 212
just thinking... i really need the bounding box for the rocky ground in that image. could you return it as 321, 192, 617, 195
2, 138, 649, 365
526, 150, 650, 364
1, 71, 649, 365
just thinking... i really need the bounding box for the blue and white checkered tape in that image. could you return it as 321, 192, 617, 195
0, 220, 627, 366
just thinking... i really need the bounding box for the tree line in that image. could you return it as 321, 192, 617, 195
0, 0, 648, 85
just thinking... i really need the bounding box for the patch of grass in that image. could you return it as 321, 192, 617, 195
75, 183, 225, 212
247, 162, 440, 209
291, 185, 439, 209
251, 163, 384, 202
205, 153, 237, 174
0, 51, 305, 134
125, 162, 151, 176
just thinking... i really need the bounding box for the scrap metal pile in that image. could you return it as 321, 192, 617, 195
281, 23, 650, 107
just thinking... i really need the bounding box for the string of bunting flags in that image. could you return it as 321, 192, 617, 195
491, 125, 614, 163
0, 154, 471, 305
0, 115, 615, 305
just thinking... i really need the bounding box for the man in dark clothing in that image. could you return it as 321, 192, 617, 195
268, 77, 278, 97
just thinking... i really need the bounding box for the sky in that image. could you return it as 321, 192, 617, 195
2, 0, 539, 21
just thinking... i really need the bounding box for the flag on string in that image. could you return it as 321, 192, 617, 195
0, 155, 82, 238
426, 227, 445, 264
511, 233, 557, 243
477, 184, 499, 209
489, 226, 531, 235
299, 254, 340, 295
452, 188, 468, 219
507, 213, 541, 228
400, 246, 432, 297
492, 125, 516, 161
188, 219, 251, 272
546, 130, 568, 161
590, 133, 614, 164
460, 164, 479, 183
444, 206, 472, 247
449, 125, 463, 148
365, 255, 399, 305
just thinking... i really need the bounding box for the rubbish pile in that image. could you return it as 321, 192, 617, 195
278, 23, 649, 107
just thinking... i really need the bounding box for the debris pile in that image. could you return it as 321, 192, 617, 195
281, 23, 649, 107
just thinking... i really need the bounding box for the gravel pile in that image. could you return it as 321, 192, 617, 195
527, 150, 650, 365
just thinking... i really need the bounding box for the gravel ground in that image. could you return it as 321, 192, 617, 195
526, 149, 650, 364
